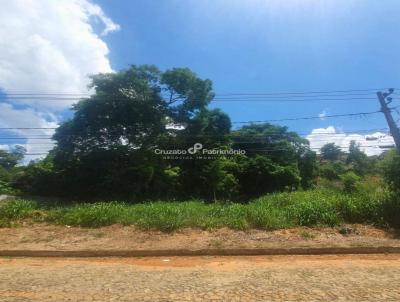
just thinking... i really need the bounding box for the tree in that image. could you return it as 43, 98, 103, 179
346, 140, 368, 175
298, 149, 317, 189
340, 171, 361, 193
232, 123, 308, 164
0, 146, 26, 194
381, 150, 400, 192
50, 65, 217, 199
320, 143, 342, 161
231, 123, 313, 195
237, 155, 300, 198
173, 109, 234, 200
0, 146, 26, 170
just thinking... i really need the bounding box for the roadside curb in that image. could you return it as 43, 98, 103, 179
1, 247, 400, 257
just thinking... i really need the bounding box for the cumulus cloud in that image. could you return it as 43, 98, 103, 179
306, 126, 395, 156
0, 103, 58, 162
0, 0, 119, 160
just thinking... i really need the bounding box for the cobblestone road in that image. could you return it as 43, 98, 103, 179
1, 255, 400, 301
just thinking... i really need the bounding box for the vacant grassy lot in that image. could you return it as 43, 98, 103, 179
0, 188, 399, 232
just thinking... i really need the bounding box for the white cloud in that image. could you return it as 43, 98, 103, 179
306, 126, 395, 156
0, 103, 57, 162
0, 0, 119, 160
81, 0, 121, 35
318, 110, 327, 120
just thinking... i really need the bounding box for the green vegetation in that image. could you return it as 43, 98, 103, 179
1, 64, 400, 231
6, 65, 315, 201
0, 146, 25, 194
1, 185, 398, 231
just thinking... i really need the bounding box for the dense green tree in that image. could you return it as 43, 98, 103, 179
173, 108, 234, 200
298, 149, 317, 188
320, 143, 342, 161
236, 155, 300, 198
381, 150, 400, 192
49, 65, 217, 199
346, 140, 369, 175
0, 146, 26, 170
318, 161, 347, 180
232, 123, 308, 162
229, 124, 309, 197
0, 146, 26, 194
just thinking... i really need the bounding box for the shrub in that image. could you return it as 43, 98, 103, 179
289, 201, 340, 227
0, 186, 398, 230
49, 202, 126, 227
340, 172, 361, 193
381, 150, 400, 192
381, 195, 400, 228
0, 200, 38, 220
0, 180, 14, 195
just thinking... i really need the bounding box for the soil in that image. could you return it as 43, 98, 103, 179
2, 255, 400, 301
1, 223, 400, 251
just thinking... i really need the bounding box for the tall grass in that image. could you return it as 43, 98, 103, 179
0, 187, 398, 231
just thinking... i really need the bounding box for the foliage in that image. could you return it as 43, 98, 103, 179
346, 141, 369, 175
340, 171, 361, 193
0, 180, 14, 194
0, 146, 26, 194
319, 161, 347, 180
12, 66, 319, 201
381, 150, 400, 192
6, 65, 398, 203
0, 146, 26, 170
320, 143, 342, 161
1, 185, 398, 231
236, 155, 300, 198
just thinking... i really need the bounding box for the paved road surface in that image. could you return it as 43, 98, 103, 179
1, 255, 400, 301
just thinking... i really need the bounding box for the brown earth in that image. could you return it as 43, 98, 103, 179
2, 255, 400, 301
1, 223, 400, 251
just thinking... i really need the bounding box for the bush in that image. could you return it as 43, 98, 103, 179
0, 180, 14, 194
289, 200, 340, 227
48, 202, 126, 227
381, 195, 400, 228
381, 150, 400, 192
319, 162, 346, 180
1, 187, 398, 230
0, 200, 38, 220
340, 172, 361, 193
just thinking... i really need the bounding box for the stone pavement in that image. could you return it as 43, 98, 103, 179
1, 255, 400, 301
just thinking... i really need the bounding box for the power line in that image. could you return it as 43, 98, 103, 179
0, 128, 388, 134
212, 97, 377, 102
0, 127, 58, 130
3, 88, 394, 96
0, 127, 390, 138
214, 88, 395, 96
1, 96, 380, 102
0, 107, 387, 131
231, 110, 382, 124
19, 145, 395, 156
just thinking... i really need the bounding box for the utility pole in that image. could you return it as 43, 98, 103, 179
377, 89, 400, 152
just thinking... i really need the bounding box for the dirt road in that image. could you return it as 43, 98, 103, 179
1, 255, 400, 301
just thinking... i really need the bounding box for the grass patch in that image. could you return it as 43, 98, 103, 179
0, 188, 398, 231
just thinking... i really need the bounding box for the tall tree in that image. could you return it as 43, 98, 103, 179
51, 65, 217, 199
320, 143, 342, 161
346, 140, 368, 175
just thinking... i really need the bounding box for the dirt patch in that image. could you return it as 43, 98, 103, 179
2, 254, 400, 269
1, 223, 400, 251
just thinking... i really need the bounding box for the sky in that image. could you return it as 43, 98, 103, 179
1, 0, 399, 159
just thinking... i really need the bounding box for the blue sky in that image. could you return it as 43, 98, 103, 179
97, 0, 400, 133
0, 0, 399, 158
